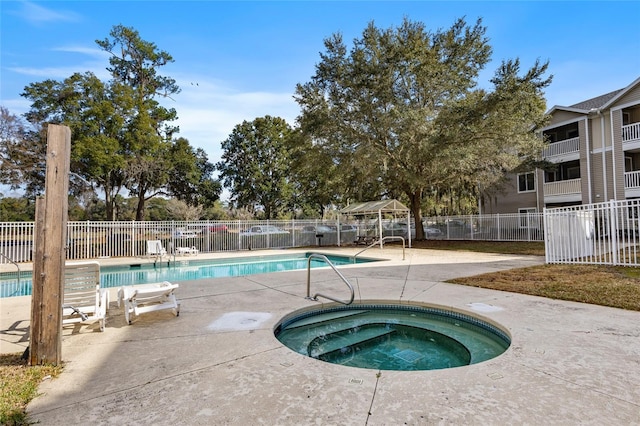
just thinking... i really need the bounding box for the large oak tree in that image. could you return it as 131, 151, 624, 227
18, 25, 220, 220
96, 25, 180, 220
294, 17, 551, 238
217, 116, 293, 219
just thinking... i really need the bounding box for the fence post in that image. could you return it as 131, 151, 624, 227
84, 221, 89, 260
292, 218, 296, 247
130, 220, 135, 258
543, 208, 550, 263
609, 200, 618, 265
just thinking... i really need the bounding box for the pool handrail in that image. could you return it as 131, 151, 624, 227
353, 236, 405, 260
306, 253, 354, 305
0, 252, 20, 291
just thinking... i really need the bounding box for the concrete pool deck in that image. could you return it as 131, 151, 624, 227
1, 247, 639, 424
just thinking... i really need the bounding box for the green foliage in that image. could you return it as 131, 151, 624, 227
15, 25, 219, 221
97, 25, 180, 220
22, 72, 131, 217
0, 197, 34, 221
142, 197, 169, 220
217, 116, 293, 219
0, 106, 45, 197
168, 138, 220, 208
286, 130, 340, 218
201, 200, 230, 220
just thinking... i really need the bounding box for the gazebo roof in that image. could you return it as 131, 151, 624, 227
340, 199, 409, 216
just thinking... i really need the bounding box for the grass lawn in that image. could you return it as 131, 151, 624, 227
0, 354, 61, 426
413, 240, 640, 312
1, 239, 638, 424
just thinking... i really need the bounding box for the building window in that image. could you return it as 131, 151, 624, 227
518, 172, 536, 193
519, 207, 539, 228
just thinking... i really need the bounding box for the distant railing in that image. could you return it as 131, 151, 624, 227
543, 178, 582, 196
625, 170, 640, 189
542, 137, 580, 158
622, 122, 640, 142
422, 213, 544, 242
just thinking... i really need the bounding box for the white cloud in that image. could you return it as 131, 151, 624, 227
171, 77, 300, 163
6, 45, 111, 82
17, 1, 81, 25
6, 65, 107, 81
52, 45, 110, 58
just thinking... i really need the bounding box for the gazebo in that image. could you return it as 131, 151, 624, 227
339, 199, 411, 247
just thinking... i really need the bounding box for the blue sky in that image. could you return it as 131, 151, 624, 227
2, 0, 639, 169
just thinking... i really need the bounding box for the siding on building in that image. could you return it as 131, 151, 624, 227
490, 76, 640, 213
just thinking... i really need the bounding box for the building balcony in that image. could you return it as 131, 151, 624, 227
623, 122, 640, 142
543, 178, 582, 203
625, 170, 640, 198
623, 122, 640, 151
542, 137, 580, 162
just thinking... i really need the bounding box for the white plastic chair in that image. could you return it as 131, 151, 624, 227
63, 261, 109, 331
146, 240, 167, 259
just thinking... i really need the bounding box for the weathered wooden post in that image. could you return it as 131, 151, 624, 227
29, 124, 71, 366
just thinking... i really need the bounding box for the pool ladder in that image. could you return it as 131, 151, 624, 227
306, 253, 354, 305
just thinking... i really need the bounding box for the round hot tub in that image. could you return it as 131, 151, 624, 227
274, 302, 510, 371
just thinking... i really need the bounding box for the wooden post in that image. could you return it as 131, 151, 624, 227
29, 124, 71, 366
29, 197, 45, 365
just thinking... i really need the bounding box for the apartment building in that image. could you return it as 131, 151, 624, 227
483, 76, 640, 214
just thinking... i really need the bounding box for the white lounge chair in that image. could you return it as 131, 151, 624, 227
117, 282, 180, 324
146, 240, 167, 259
176, 246, 199, 256
63, 261, 109, 332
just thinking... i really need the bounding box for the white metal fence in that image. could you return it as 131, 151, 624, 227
0, 219, 354, 264
422, 213, 544, 242
1, 214, 547, 265
545, 199, 640, 267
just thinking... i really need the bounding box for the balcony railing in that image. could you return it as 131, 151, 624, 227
542, 137, 580, 158
622, 122, 640, 142
625, 170, 640, 189
543, 178, 581, 196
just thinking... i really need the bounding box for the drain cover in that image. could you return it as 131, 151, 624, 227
393, 349, 424, 363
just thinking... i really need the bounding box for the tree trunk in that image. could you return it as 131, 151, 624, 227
104, 191, 114, 221
407, 190, 424, 240
136, 190, 145, 221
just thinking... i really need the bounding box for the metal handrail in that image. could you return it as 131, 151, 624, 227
306, 253, 354, 305
0, 251, 21, 291
353, 236, 405, 260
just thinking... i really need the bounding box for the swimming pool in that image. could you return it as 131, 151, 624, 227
274, 302, 510, 371
0, 252, 379, 298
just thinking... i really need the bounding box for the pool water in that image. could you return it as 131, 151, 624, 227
0, 253, 377, 298
275, 303, 510, 371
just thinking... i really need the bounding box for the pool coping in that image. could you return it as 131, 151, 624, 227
2, 247, 640, 424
